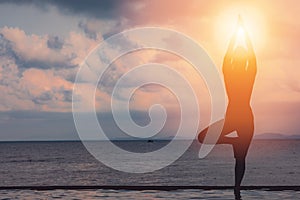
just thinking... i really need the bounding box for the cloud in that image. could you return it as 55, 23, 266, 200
0, 25, 105, 70
78, 21, 99, 40
20, 68, 74, 111
1, 27, 72, 69
0, 33, 18, 60
65, 31, 101, 64
78, 19, 126, 40
0, 61, 74, 112
0, 0, 122, 19
32, 91, 53, 105
47, 36, 64, 50
0, 23, 112, 112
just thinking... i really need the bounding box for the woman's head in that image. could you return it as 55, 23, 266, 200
232, 46, 248, 67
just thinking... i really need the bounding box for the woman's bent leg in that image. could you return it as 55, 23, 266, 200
198, 119, 235, 144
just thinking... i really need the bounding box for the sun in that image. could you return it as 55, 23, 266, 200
214, 3, 267, 54
236, 25, 246, 48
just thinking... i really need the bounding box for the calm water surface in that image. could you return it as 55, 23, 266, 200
0, 140, 299, 199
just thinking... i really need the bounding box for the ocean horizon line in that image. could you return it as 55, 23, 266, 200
0, 185, 299, 191
0, 138, 299, 143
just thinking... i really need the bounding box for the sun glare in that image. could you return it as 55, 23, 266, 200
214, 3, 267, 54
236, 26, 246, 48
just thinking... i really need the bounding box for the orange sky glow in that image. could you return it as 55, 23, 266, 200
0, 0, 299, 140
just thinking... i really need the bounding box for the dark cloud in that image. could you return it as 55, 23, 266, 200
29, 88, 74, 105
0, 0, 213, 30
17, 58, 77, 70
47, 36, 64, 50
62, 90, 73, 102
54, 68, 77, 83
0, 33, 18, 60
78, 19, 128, 40
19, 59, 59, 69
78, 21, 98, 40
102, 21, 128, 39
0, 0, 122, 19
32, 91, 53, 105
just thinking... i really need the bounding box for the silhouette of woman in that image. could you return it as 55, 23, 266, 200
198, 16, 256, 199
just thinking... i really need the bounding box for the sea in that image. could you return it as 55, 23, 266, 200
0, 140, 299, 199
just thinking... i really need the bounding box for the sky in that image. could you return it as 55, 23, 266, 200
0, 0, 299, 141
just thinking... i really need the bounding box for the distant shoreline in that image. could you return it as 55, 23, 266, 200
0, 138, 299, 143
